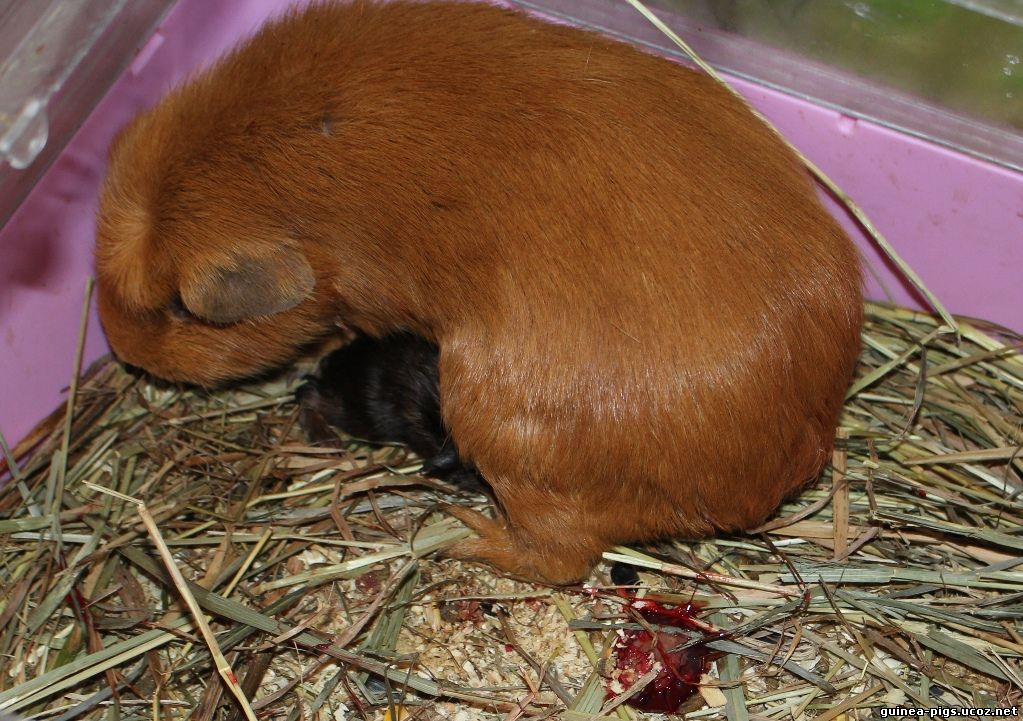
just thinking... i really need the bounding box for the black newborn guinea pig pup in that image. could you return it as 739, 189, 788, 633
298, 332, 474, 482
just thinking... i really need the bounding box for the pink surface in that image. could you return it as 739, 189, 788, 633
1, 0, 1021, 449
736, 85, 1023, 327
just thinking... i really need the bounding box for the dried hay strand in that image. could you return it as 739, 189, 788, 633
0, 299, 1021, 719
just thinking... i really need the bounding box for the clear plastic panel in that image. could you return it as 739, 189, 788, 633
0, 1, 128, 169
0, 0, 177, 226
516, 0, 1023, 171
652, 0, 1023, 131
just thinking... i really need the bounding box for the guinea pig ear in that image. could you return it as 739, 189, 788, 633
180, 247, 315, 324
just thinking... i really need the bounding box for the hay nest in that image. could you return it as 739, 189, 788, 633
1, 300, 1021, 719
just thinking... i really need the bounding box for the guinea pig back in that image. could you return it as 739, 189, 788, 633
94, 0, 863, 583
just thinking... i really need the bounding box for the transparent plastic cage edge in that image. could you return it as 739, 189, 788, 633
512, 0, 1023, 173
0, 0, 177, 227
0, 1, 129, 170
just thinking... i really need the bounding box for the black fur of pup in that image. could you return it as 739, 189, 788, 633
298, 332, 472, 481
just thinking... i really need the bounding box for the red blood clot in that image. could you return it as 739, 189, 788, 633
604, 598, 714, 713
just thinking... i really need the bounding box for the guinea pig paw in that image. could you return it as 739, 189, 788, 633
296, 406, 343, 447
295, 386, 346, 447
440, 505, 593, 585
440, 504, 517, 568
441, 503, 503, 536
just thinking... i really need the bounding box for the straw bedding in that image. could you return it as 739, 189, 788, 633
1, 300, 1021, 719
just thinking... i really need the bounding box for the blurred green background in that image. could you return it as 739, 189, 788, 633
654, 0, 1022, 132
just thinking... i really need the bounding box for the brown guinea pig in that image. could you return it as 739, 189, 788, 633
297, 332, 474, 484
94, 0, 863, 584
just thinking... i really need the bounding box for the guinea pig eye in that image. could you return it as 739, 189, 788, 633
167, 294, 196, 323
